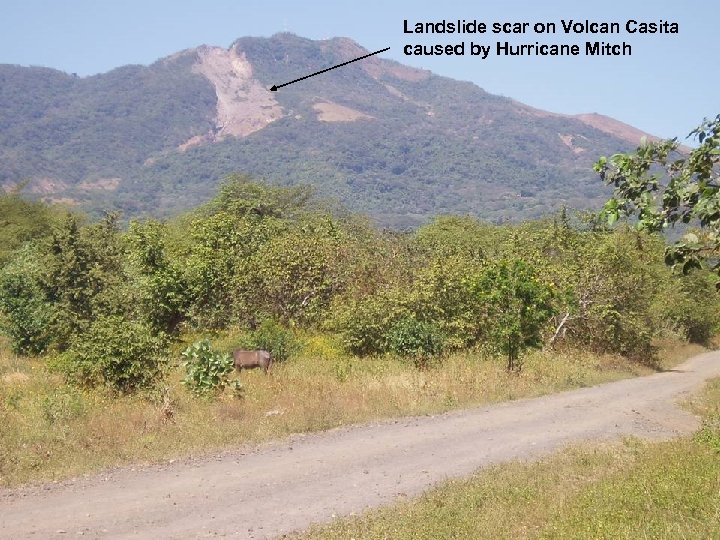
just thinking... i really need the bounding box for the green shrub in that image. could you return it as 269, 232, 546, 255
387, 317, 445, 360
653, 272, 720, 345
0, 245, 54, 355
58, 316, 167, 393
411, 257, 488, 351
181, 339, 238, 397
41, 387, 86, 425
474, 259, 556, 371
125, 220, 189, 335
241, 319, 298, 362
332, 290, 411, 356
549, 228, 662, 362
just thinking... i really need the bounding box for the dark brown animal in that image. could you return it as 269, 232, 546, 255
233, 350, 273, 373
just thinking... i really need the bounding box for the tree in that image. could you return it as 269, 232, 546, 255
125, 220, 188, 335
489, 215, 672, 360
474, 260, 555, 371
386, 317, 444, 368
558, 228, 661, 360
184, 178, 314, 328
244, 216, 345, 324
414, 215, 488, 260
0, 244, 53, 354
0, 190, 61, 266
595, 115, 720, 277
208, 174, 316, 220
411, 256, 488, 351
44, 213, 97, 347
43, 213, 127, 349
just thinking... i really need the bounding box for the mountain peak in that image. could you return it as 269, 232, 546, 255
0, 33, 652, 227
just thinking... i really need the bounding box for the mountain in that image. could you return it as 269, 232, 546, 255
0, 33, 652, 227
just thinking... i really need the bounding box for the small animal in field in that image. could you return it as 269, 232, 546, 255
233, 349, 273, 373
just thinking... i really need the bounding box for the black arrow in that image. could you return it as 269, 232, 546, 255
270, 47, 390, 91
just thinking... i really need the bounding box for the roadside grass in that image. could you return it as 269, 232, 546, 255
0, 335, 709, 488
298, 378, 720, 540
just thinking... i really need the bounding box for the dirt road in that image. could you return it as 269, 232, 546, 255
2, 350, 719, 539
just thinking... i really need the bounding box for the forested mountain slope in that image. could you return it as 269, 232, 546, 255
0, 33, 650, 226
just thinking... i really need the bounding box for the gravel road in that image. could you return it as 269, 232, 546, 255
2, 350, 719, 539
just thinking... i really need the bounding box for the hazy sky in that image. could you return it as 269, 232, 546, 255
1, 0, 717, 140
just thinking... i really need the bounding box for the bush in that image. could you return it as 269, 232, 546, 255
653, 272, 720, 345
125, 220, 189, 335
241, 319, 298, 362
41, 387, 85, 425
563, 304, 657, 364
387, 317, 445, 360
0, 245, 54, 355
550, 229, 662, 362
332, 290, 412, 356
475, 259, 555, 371
181, 340, 238, 397
57, 316, 167, 393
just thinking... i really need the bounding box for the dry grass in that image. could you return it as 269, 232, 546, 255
299, 378, 720, 539
0, 335, 708, 487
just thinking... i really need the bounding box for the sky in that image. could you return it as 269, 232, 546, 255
0, 0, 717, 140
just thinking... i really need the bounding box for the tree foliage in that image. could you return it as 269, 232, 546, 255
386, 317, 445, 368
0, 244, 53, 355
0, 190, 61, 266
43, 213, 127, 349
474, 260, 555, 371
596, 115, 720, 277
57, 316, 167, 393
125, 220, 188, 335
1, 180, 719, 388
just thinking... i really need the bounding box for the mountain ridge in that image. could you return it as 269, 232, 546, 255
0, 33, 652, 226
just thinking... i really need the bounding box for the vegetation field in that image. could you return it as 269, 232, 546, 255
1, 127, 719, 490
0, 336, 706, 487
